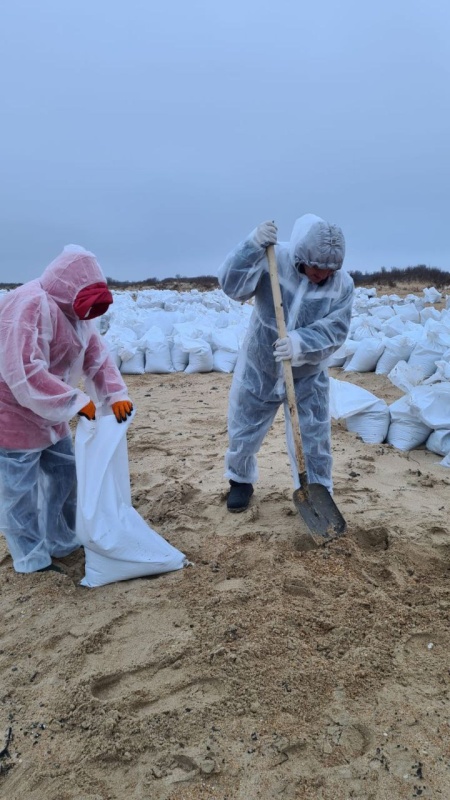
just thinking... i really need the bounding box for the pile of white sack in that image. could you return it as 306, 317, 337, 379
97, 284, 450, 465
326, 285, 450, 465
99, 288, 252, 375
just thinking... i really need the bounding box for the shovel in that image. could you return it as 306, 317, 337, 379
266, 244, 347, 545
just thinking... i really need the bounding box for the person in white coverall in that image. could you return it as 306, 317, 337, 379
218, 214, 354, 512
0, 245, 133, 573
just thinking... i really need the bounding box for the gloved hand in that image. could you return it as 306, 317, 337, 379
112, 400, 134, 423
273, 336, 294, 362
78, 400, 96, 421
250, 220, 278, 248
273, 331, 303, 363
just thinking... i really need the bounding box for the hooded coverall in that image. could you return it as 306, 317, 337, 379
0, 246, 130, 572
218, 214, 354, 493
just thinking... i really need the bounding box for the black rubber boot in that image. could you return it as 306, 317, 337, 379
227, 480, 254, 512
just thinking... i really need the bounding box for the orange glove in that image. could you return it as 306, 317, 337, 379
112, 400, 133, 423
78, 400, 96, 421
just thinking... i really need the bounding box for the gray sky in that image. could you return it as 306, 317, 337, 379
1, 0, 449, 282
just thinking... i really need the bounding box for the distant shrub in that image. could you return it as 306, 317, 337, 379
106, 276, 161, 288
349, 265, 450, 289
107, 275, 220, 291
1, 266, 449, 292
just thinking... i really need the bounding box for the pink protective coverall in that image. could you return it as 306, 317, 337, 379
0, 245, 129, 450
0, 245, 130, 573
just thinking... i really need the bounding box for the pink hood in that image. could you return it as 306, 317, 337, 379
39, 245, 109, 320
0, 245, 128, 450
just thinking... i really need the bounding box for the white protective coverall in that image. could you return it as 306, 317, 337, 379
0, 245, 130, 572
218, 214, 354, 492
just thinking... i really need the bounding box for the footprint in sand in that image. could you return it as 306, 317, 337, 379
91, 665, 225, 718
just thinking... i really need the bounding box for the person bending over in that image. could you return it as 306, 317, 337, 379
218, 214, 354, 512
0, 245, 133, 573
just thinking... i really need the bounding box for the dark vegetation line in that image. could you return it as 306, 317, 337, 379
349, 264, 450, 288
0, 265, 449, 292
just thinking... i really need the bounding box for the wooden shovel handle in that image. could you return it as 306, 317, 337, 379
266, 244, 306, 476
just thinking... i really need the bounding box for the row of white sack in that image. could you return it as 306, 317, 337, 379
330, 378, 450, 466
99, 286, 450, 376
100, 294, 253, 374
105, 324, 242, 374
111, 287, 237, 313
352, 286, 445, 314
106, 314, 450, 378
349, 303, 450, 341
105, 323, 450, 380
100, 291, 252, 338
329, 317, 450, 384
330, 288, 450, 381
97, 285, 448, 375
131, 285, 442, 313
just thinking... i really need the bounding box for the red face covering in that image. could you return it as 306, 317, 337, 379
73, 282, 113, 320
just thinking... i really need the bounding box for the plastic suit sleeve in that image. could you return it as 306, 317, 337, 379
218, 237, 269, 302
82, 327, 130, 406
0, 295, 90, 423
293, 281, 354, 365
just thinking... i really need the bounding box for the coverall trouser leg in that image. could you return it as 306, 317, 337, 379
0, 436, 78, 573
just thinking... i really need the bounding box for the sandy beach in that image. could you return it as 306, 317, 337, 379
1, 300, 450, 799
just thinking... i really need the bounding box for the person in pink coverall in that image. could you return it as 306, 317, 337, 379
0, 245, 133, 574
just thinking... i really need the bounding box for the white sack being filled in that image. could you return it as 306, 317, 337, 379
75, 413, 188, 588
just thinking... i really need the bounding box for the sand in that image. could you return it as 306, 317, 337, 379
1, 303, 450, 799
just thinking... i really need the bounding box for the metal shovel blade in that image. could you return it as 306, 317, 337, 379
293, 482, 347, 545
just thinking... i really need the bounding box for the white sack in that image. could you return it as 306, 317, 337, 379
75, 414, 188, 588
388, 360, 426, 393
393, 303, 421, 324
350, 314, 383, 341
173, 320, 212, 343
142, 326, 175, 373
426, 429, 450, 457
171, 335, 190, 371
407, 342, 443, 380
369, 305, 396, 321
408, 383, 450, 430
423, 358, 450, 385
375, 335, 416, 375
437, 309, 450, 332
381, 316, 408, 338
330, 377, 383, 418
114, 327, 140, 360
213, 350, 238, 372
344, 337, 385, 373
210, 326, 240, 352
329, 378, 389, 443
335, 339, 360, 368
120, 351, 145, 374
423, 287, 442, 304
211, 328, 240, 373
182, 337, 214, 374
420, 307, 442, 324
386, 396, 432, 451
326, 342, 349, 368
345, 406, 390, 444
407, 321, 450, 380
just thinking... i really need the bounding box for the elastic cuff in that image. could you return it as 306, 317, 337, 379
288, 330, 303, 361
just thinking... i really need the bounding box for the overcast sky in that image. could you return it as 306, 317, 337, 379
1, 0, 449, 282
